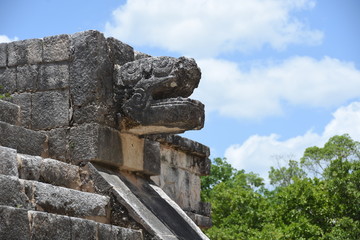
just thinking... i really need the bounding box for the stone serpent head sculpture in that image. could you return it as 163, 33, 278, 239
114, 56, 204, 135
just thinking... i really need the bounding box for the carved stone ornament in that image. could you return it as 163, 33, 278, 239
114, 56, 205, 135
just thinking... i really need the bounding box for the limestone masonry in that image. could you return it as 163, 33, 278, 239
0, 30, 211, 239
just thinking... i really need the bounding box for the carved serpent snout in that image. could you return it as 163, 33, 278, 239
114, 56, 204, 135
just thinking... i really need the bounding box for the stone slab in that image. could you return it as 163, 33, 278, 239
118, 172, 206, 240
0, 121, 48, 157
29, 211, 72, 239
98, 171, 176, 239
16, 64, 38, 92
45, 127, 69, 161
6, 92, 32, 128
69, 30, 113, 107
39, 63, 69, 91
0, 175, 31, 209
0, 67, 16, 94
7, 39, 42, 67
28, 210, 142, 240
18, 154, 81, 189
150, 184, 209, 239
0, 146, 18, 176
0, 99, 20, 125
23, 180, 109, 218
69, 123, 123, 165
143, 138, 161, 176
17, 154, 43, 180
0, 43, 7, 67
43, 34, 71, 62
31, 90, 69, 130
0, 206, 31, 240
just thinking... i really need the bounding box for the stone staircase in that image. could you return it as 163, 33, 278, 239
0, 97, 210, 239
0, 100, 142, 239
0, 146, 142, 240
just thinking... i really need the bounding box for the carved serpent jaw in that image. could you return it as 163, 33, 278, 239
114, 56, 204, 135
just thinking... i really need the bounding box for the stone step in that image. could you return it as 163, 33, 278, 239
0, 205, 142, 240
0, 120, 48, 157
0, 146, 95, 191
0, 174, 110, 221
0, 99, 21, 125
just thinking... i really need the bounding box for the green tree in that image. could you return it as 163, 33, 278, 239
202, 135, 360, 239
269, 159, 307, 187
301, 134, 360, 177
201, 157, 237, 201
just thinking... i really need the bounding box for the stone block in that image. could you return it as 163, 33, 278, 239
70, 217, 97, 240
0, 121, 48, 157
32, 90, 69, 130
69, 123, 122, 165
185, 212, 212, 229
107, 37, 134, 66
0, 67, 16, 94
43, 34, 71, 62
6, 92, 32, 128
0, 206, 31, 240
0, 99, 20, 125
198, 202, 211, 217
159, 144, 210, 176
46, 127, 69, 161
29, 211, 72, 239
18, 154, 43, 180
143, 138, 161, 176
115, 226, 143, 240
72, 103, 116, 128
0, 175, 30, 209
40, 158, 81, 189
0, 43, 6, 67
8, 39, 42, 67
39, 63, 69, 90
25, 180, 109, 217
97, 224, 116, 240
69, 30, 113, 106
16, 64, 38, 92
188, 173, 201, 211
120, 133, 144, 172
0, 146, 18, 176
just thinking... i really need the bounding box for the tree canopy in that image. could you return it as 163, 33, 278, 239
202, 134, 360, 239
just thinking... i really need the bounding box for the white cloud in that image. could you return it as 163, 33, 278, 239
194, 56, 360, 119
105, 0, 322, 57
0, 35, 18, 43
224, 101, 360, 181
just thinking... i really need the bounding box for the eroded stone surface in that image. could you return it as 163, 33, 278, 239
0, 146, 18, 176
43, 34, 71, 62
0, 121, 48, 157
0, 99, 20, 126
0, 206, 30, 240
32, 90, 69, 130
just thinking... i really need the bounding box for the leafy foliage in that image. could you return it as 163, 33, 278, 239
0, 85, 11, 99
202, 134, 360, 239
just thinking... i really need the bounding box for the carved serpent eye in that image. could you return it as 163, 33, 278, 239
152, 57, 174, 77
120, 62, 142, 84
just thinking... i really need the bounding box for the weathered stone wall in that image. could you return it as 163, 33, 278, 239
0, 31, 134, 166
150, 135, 211, 228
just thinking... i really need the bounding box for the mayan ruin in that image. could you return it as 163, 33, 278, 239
0, 30, 211, 239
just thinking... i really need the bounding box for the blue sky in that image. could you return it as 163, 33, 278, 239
1, 0, 360, 181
